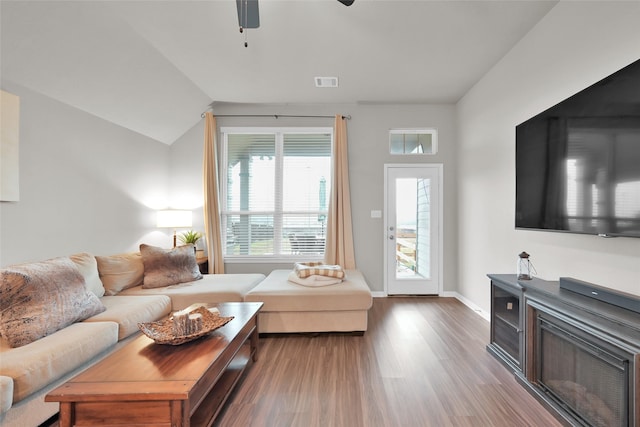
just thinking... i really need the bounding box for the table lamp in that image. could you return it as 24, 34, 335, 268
157, 210, 192, 247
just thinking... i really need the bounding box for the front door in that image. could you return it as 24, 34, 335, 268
384, 164, 442, 295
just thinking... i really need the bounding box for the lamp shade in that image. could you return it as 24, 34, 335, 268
156, 210, 192, 228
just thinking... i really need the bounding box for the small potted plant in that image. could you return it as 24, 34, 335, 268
178, 230, 203, 254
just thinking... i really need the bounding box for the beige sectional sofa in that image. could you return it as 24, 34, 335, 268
0, 247, 372, 427
0, 249, 265, 427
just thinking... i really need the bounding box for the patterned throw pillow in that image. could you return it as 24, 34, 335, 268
0, 257, 106, 348
140, 244, 203, 289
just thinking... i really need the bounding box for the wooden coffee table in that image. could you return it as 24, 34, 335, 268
46, 302, 262, 427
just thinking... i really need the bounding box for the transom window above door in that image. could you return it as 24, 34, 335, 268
389, 129, 438, 155
220, 127, 333, 262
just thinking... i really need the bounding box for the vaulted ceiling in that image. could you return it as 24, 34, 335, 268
1, 0, 556, 144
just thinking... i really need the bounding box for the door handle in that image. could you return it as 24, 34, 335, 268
389, 235, 394, 240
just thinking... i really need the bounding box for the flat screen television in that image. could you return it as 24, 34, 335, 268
516, 59, 640, 238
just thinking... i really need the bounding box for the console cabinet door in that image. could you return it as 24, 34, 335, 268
489, 278, 524, 372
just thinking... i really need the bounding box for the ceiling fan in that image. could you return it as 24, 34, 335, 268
236, 0, 354, 37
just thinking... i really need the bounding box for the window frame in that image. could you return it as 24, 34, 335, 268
220, 126, 334, 263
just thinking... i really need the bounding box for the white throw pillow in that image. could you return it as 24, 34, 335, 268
69, 252, 105, 297
96, 252, 144, 296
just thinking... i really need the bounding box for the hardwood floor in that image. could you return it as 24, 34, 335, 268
43, 297, 561, 427
214, 297, 562, 427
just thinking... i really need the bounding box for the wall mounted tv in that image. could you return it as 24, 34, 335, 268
516, 59, 640, 238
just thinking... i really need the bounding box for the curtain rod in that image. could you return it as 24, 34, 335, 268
200, 113, 351, 120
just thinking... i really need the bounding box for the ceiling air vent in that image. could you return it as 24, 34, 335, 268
315, 77, 339, 88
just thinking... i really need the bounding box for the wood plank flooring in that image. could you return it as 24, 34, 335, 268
214, 297, 562, 427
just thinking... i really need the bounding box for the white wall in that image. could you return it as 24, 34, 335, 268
170, 102, 457, 293
0, 82, 171, 266
456, 1, 640, 313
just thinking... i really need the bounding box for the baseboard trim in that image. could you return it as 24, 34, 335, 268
371, 291, 490, 321
444, 291, 490, 321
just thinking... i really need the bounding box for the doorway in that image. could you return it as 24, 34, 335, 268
384, 164, 442, 295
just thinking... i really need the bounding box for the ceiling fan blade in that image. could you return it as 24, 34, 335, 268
337, 0, 354, 5
236, 0, 260, 29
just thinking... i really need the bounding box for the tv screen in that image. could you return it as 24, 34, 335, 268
516, 59, 640, 238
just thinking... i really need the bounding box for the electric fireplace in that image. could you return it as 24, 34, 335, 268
527, 298, 638, 426
488, 274, 640, 427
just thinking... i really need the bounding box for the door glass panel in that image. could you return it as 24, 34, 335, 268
395, 178, 431, 279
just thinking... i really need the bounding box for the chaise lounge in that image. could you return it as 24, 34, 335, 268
245, 269, 372, 333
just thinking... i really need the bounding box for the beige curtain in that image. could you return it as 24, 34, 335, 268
203, 113, 224, 274
324, 115, 356, 269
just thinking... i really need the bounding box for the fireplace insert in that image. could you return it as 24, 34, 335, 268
528, 301, 636, 427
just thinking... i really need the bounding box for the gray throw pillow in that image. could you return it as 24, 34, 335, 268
0, 257, 106, 348
140, 244, 203, 289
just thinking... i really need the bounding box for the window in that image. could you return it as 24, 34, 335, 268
221, 127, 332, 261
389, 129, 438, 155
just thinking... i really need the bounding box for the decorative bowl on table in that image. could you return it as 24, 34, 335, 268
138, 306, 234, 345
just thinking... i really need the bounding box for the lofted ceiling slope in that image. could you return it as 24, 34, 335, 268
1, 0, 557, 144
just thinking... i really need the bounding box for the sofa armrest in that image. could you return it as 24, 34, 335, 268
0, 375, 14, 414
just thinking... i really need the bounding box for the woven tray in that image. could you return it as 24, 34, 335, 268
138, 306, 234, 345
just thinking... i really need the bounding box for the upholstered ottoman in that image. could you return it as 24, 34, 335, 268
243, 269, 373, 333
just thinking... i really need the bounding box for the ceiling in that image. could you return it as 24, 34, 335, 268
1, 0, 557, 144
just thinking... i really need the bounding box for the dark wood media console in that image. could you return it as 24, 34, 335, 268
487, 274, 640, 427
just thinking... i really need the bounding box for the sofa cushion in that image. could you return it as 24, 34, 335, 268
0, 257, 106, 348
70, 252, 105, 297
85, 295, 172, 340
119, 273, 266, 310
139, 244, 202, 289
0, 321, 118, 403
96, 252, 144, 295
